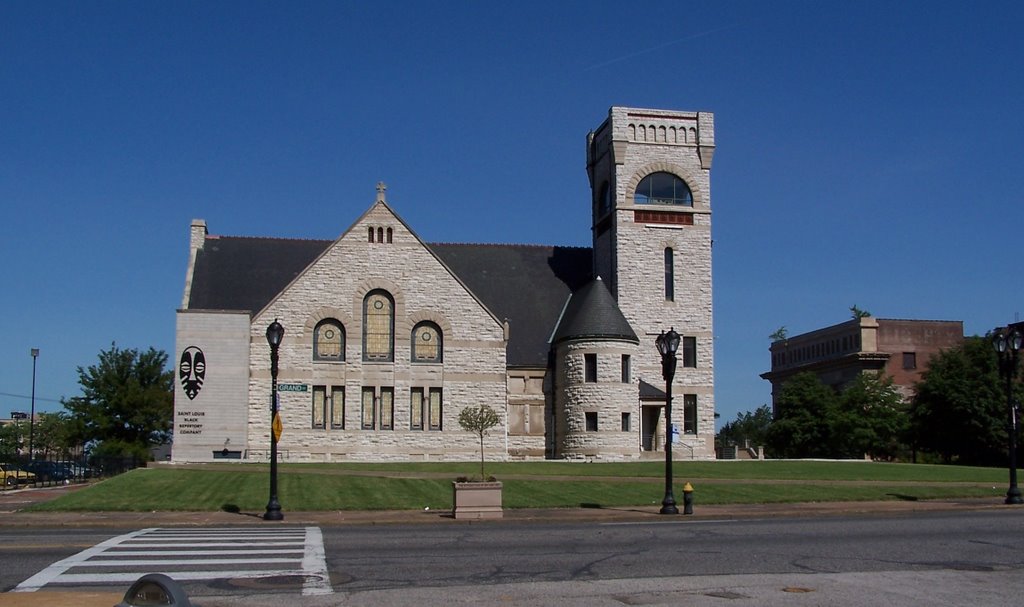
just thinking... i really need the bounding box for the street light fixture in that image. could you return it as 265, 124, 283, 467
993, 328, 1023, 505
29, 348, 39, 461
264, 319, 285, 521
655, 328, 681, 515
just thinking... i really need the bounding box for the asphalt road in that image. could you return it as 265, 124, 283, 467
2, 510, 1022, 606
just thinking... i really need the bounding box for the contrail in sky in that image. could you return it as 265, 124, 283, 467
583, 24, 739, 72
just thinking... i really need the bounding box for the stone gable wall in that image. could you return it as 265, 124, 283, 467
247, 202, 509, 462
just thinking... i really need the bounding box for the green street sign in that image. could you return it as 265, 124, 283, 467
278, 383, 308, 392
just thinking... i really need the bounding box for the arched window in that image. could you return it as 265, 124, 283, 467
635, 172, 692, 206
363, 290, 394, 361
664, 248, 675, 301
411, 322, 443, 363
313, 319, 345, 361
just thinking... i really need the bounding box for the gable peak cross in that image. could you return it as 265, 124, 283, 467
376, 181, 387, 203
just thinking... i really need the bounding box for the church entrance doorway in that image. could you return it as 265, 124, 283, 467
641, 404, 663, 452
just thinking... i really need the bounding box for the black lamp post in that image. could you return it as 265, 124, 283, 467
29, 348, 39, 461
264, 319, 285, 521
993, 328, 1023, 505
655, 328, 681, 515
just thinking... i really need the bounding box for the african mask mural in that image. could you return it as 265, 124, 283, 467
179, 346, 206, 400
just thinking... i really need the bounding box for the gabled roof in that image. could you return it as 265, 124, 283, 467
185, 234, 593, 367
550, 277, 639, 346
187, 236, 329, 312
429, 244, 592, 366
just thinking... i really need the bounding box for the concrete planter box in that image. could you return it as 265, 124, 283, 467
452, 481, 503, 519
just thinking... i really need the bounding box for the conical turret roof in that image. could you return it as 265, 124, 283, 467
550, 277, 639, 345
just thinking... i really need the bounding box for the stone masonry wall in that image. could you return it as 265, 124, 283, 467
555, 339, 641, 460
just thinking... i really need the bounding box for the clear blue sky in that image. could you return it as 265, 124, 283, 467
3, 1, 1023, 430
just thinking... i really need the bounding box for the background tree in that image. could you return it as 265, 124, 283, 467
834, 373, 908, 460
0, 421, 27, 460
769, 327, 788, 342
717, 404, 773, 451
31, 412, 77, 459
766, 372, 839, 458
767, 372, 912, 460
458, 404, 501, 480
910, 336, 1010, 465
62, 343, 173, 460
850, 305, 871, 319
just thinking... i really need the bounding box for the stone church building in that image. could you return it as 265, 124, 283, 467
172, 106, 716, 463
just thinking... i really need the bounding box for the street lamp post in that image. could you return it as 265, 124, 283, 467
29, 348, 39, 460
264, 320, 285, 521
655, 328, 681, 515
993, 329, 1023, 505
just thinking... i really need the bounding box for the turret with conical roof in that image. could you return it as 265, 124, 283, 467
550, 277, 641, 459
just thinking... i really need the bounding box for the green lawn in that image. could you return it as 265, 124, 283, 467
294, 460, 1010, 482
25, 461, 1010, 512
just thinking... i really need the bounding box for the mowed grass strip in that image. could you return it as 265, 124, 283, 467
24, 463, 1009, 513
291, 460, 1008, 482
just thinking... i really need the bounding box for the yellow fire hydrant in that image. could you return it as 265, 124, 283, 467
682, 482, 694, 515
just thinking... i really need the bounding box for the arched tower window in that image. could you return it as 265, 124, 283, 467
664, 248, 675, 301
313, 319, 345, 361
363, 290, 394, 362
411, 322, 443, 363
635, 172, 692, 206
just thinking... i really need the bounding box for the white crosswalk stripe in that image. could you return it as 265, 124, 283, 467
13, 526, 333, 596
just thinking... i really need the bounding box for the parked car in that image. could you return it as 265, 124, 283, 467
57, 461, 93, 479
0, 463, 36, 486
23, 460, 73, 483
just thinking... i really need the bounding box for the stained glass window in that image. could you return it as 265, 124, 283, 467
379, 388, 394, 430
312, 386, 326, 429
428, 388, 442, 431
363, 291, 394, 361
412, 322, 442, 363
361, 387, 375, 429
314, 320, 344, 361
410, 388, 424, 430
331, 387, 344, 429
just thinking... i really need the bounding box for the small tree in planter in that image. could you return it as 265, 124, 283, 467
453, 404, 503, 519
458, 403, 501, 481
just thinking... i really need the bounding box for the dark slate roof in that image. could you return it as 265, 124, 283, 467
186, 236, 593, 367
429, 244, 592, 366
639, 379, 667, 400
550, 277, 639, 346
187, 236, 331, 312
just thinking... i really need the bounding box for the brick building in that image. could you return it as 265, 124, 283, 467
760, 317, 964, 409
172, 106, 716, 463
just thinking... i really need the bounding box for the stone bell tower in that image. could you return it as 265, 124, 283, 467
585, 106, 716, 459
